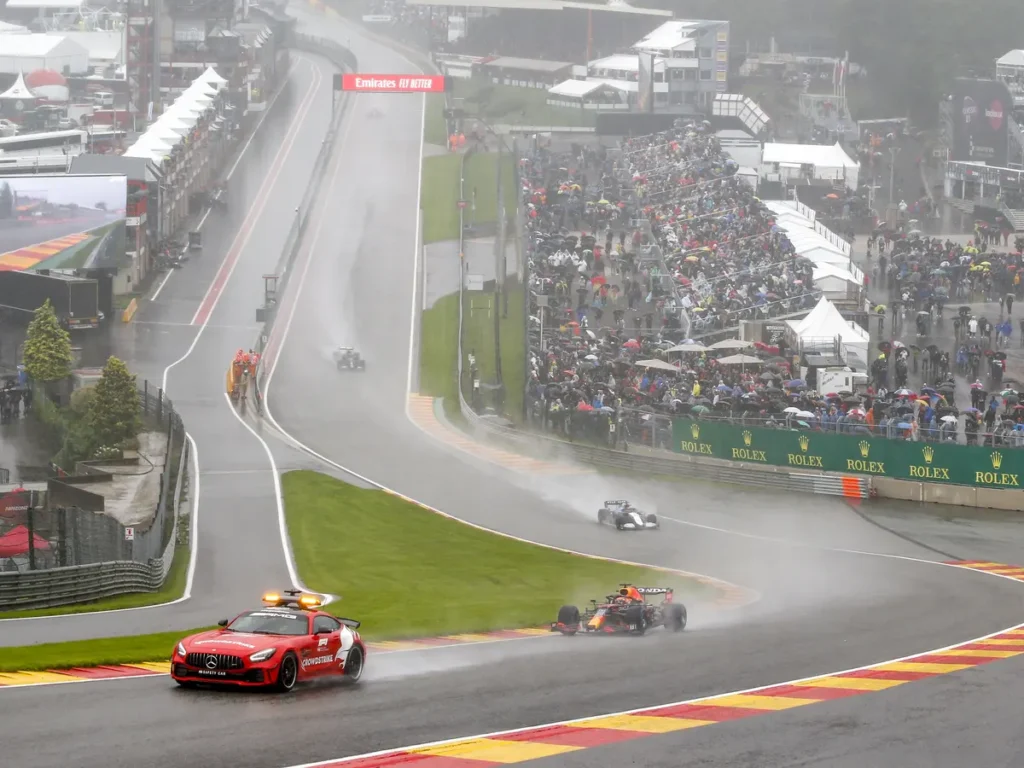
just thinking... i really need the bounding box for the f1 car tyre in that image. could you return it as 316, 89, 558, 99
557, 604, 580, 634
663, 603, 687, 632
623, 605, 647, 634
645, 513, 659, 529
345, 646, 364, 683
597, 509, 610, 525
275, 652, 299, 692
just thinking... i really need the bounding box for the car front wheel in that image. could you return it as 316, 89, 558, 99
274, 652, 299, 692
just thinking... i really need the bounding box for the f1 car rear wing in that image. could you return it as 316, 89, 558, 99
604, 499, 630, 506
622, 585, 675, 601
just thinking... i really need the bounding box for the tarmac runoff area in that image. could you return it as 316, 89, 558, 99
73, 431, 167, 527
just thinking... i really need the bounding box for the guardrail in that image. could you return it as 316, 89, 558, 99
253, 34, 354, 404
0, 560, 165, 611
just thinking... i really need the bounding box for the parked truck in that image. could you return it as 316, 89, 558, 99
0, 269, 101, 330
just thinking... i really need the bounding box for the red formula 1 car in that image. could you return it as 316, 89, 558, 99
170, 591, 366, 692
551, 584, 687, 636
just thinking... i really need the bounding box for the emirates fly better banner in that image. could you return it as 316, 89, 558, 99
341, 74, 447, 93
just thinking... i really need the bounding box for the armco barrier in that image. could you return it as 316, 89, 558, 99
462, 414, 868, 499
671, 419, 1023, 491
0, 559, 165, 610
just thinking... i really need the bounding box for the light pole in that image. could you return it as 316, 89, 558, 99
888, 145, 901, 204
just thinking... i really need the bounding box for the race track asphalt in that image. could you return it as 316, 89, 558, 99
0, 52, 338, 647
0, 210, 111, 256
2, 13, 1023, 768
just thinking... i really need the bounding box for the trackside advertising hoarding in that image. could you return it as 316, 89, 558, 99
672, 419, 1024, 489
340, 74, 448, 93
951, 77, 1013, 167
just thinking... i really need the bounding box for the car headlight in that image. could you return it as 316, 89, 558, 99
177, 642, 186, 657
249, 648, 277, 663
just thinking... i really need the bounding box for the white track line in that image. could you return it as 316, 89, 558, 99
0, 434, 201, 624
161, 58, 323, 393
280, 567, 1024, 768
149, 62, 298, 303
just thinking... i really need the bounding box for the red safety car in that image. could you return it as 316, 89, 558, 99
170, 590, 366, 692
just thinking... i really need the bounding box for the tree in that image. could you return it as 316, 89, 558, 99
23, 299, 72, 383
88, 356, 141, 451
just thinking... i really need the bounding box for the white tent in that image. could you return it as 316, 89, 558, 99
197, 66, 228, 90
787, 296, 868, 363
153, 116, 191, 135
0, 72, 34, 100
710, 338, 752, 350
762, 141, 859, 189
812, 263, 860, 300
716, 353, 762, 366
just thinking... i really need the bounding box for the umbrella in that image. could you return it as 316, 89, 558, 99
623, 339, 640, 349
635, 359, 679, 372
710, 339, 752, 350
941, 415, 958, 423
667, 343, 708, 353
716, 354, 763, 365
783, 406, 800, 414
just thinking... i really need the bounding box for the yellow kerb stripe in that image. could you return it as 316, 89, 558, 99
412, 738, 580, 763
699, 694, 817, 711
930, 649, 1022, 659
570, 714, 713, 733
798, 676, 907, 691
0, 670, 81, 685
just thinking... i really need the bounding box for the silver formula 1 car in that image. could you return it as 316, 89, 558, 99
597, 500, 659, 531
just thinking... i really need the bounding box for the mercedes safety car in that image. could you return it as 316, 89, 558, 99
597, 500, 659, 530
552, 584, 686, 636
170, 591, 366, 692
333, 346, 366, 371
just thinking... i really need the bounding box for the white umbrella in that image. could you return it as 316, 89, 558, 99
796, 410, 816, 419
716, 354, 762, 365
783, 406, 800, 414
710, 338, 752, 350
635, 359, 679, 372
941, 414, 958, 423
668, 343, 708, 353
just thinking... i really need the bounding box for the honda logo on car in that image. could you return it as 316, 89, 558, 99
341, 74, 447, 92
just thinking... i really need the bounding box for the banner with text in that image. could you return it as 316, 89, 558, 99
340, 74, 447, 92
672, 419, 1022, 489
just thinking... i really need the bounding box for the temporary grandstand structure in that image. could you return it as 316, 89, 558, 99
787, 296, 868, 365
761, 142, 860, 189
546, 78, 628, 109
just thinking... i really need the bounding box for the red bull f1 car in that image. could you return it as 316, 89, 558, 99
552, 584, 686, 636
170, 591, 366, 692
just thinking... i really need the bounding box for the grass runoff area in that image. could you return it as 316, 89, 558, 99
0, 473, 715, 671
453, 77, 596, 128
420, 149, 523, 419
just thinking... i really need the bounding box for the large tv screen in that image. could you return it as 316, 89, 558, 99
0, 174, 128, 272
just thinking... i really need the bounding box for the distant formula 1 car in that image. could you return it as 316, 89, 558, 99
597, 500, 659, 530
552, 584, 686, 636
333, 347, 366, 371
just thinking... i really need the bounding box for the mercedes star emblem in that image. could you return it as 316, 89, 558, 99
205, 655, 218, 669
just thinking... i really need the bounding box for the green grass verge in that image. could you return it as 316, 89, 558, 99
0, 628, 210, 673
0, 545, 190, 620
419, 291, 460, 417
461, 151, 517, 230
424, 92, 448, 146
422, 153, 462, 243
285, 471, 716, 638
461, 280, 526, 422
0, 473, 718, 671
453, 77, 596, 127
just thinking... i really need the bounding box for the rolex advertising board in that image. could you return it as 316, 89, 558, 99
672, 420, 1023, 489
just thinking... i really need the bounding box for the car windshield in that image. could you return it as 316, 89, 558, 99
226, 610, 309, 636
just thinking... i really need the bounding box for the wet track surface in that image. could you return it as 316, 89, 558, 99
2, 9, 1024, 768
